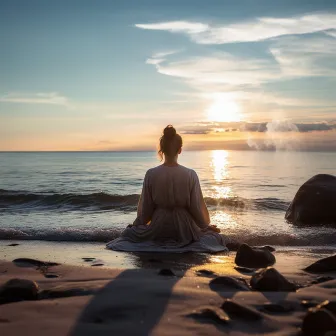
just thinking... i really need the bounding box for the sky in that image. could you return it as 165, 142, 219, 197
1, 0, 336, 151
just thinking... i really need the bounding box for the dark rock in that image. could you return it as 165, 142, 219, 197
285, 174, 336, 226
304, 255, 336, 273
234, 266, 255, 273
186, 306, 230, 325
250, 267, 297, 292
196, 269, 216, 277
91, 263, 104, 267
210, 276, 250, 291
318, 301, 336, 315
262, 301, 296, 313
158, 269, 175, 276
7, 243, 20, 246
13, 258, 59, 268
235, 243, 276, 268
302, 308, 336, 336
226, 242, 241, 251
44, 273, 59, 278
0, 278, 38, 304
221, 299, 263, 320
82, 258, 95, 262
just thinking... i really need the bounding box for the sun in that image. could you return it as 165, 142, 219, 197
206, 94, 241, 122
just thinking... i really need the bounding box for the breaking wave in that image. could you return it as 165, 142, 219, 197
0, 189, 289, 212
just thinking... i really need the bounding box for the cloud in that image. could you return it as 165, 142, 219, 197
0, 92, 70, 106
136, 13, 336, 45
180, 121, 336, 134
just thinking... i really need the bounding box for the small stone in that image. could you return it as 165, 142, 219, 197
82, 258, 95, 262
91, 263, 104, 267
235, 243, 276, 268
0, 278, 39, 304
302, 308, 336, 336
186, 306, 230, 325
304, 255, 336, 273
7, 243, 20, 246
196, 269, 216, 277
317, 301, 336, 315
44, 273, 59, 278
250, 267, 297, 292
158, 269, 175, 276
221, 299, 263, 320
210, 276, 250, 291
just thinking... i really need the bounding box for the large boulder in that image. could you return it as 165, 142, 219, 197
235, 243, 275, 268
285, 174, 336, 226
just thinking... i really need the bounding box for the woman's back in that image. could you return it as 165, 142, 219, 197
148, 164, 195, 209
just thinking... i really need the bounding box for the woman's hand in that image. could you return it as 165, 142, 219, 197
203, 224, 220, 233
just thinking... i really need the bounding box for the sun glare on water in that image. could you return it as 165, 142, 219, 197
206, 94, 241, 122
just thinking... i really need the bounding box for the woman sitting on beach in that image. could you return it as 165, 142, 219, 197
107, 125, 227, 252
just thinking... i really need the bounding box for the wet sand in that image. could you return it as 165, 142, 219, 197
1, 243, 336, 335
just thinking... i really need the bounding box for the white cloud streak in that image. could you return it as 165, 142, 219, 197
136, 13, 336, 44
0, 92, 70, 106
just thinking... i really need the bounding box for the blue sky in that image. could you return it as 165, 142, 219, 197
1, 0, 336, 150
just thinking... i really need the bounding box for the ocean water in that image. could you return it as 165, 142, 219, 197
0, 150, 335, 247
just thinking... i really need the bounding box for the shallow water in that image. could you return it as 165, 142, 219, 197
0, 150, 335, 246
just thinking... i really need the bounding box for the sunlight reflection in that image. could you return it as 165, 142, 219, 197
210, 150, 232, 198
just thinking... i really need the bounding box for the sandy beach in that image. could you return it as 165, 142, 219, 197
1, 243, 335, 335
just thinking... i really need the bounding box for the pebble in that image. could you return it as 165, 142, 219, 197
196, 269, 216, 277
0, 278, 39, 304
250, 267, 297, 292
44, 273, 60, 278
304, 255, 336, 273
221, 299, 263, 320
13, 258, 59, 267
186, 306, 230, 325
235, 243, 276, 268
262, 301, 296, 313
7, 243, 20, 247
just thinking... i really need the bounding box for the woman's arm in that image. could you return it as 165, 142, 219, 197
189, 171, 211, 229
133, 170, 155, 226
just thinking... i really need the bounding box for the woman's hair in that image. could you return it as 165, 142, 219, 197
158, 125, 183, 160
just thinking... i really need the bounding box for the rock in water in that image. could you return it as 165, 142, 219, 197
0, 278, 39, 304
302, 308, 336, 336
304, 255, 336, 273
221, 299, 263, 320
250, 267, 297, 292
235, 243, 276, 268
285, 174, 336, 226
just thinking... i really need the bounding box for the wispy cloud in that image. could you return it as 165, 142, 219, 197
180, 121, 336, 134
136, 13, 336, 44
0, 92, 70, 106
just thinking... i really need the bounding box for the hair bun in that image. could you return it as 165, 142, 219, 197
163, 125, 176, 139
